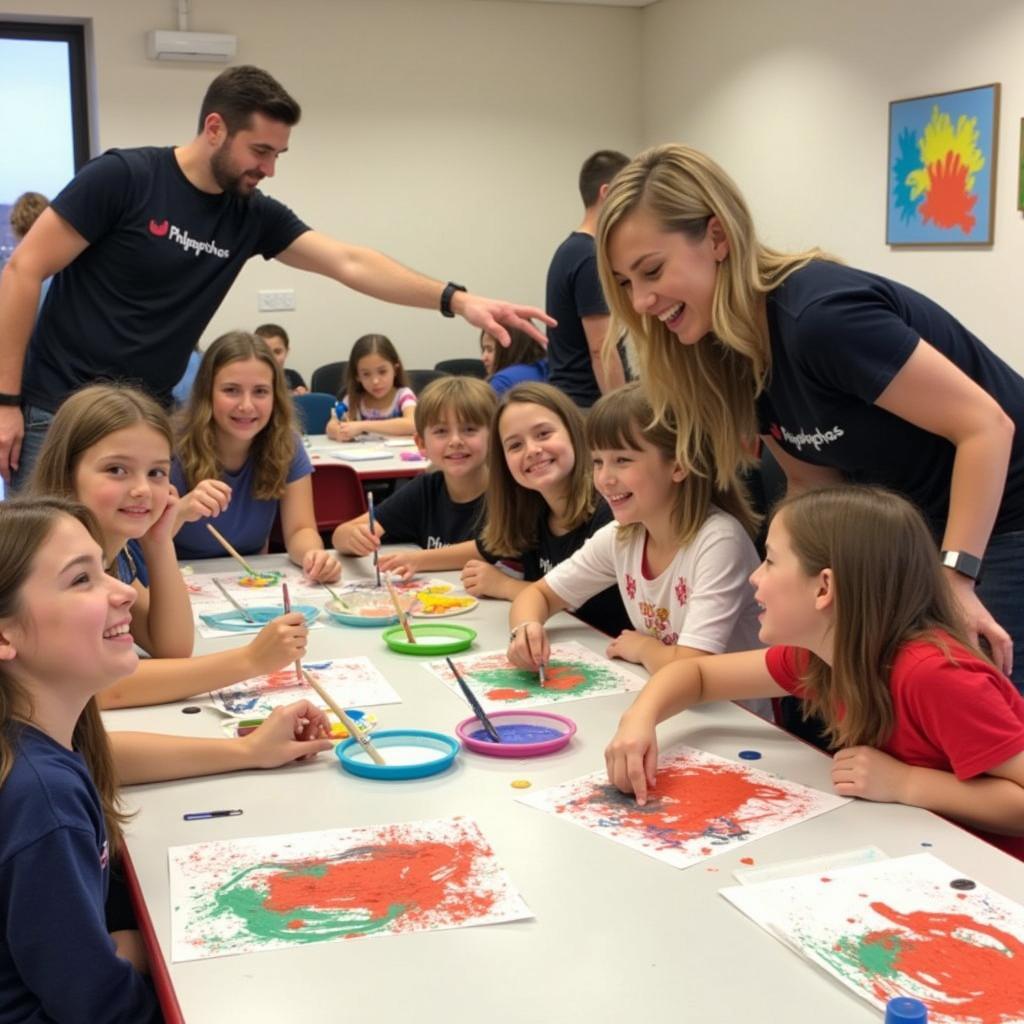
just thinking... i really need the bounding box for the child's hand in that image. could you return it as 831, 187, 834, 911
378, 550, 418, 581
334, 522, 380, 557
604, 709, 659, 805
327, 418, 362, 442
141, 485, 180, 547
176, 480, 231, 526
605, 629, 649, 665
831, 746, 912, 803
242, 700, 333, 768
460, 559, 508, 598
507, 620, 549, 671
303, 549, 342, 583
245, 613, 309, 676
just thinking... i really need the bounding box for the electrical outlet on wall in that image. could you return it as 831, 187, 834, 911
257, 289, 296, 311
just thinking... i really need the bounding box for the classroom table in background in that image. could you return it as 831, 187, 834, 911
108, 554, 1024, 1024
305, 434, 429, 481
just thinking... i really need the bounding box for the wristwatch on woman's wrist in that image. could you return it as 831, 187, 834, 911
940, 549, 983, 582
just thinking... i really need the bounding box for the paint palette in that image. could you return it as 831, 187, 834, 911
232, 708, 377, 740
238, 571, 284, 588
324, 596, 400, 628
382, 623, 476, 655
199, 604, 320, 632
456, 711, 576, 758
336, 729, 460, 780
409, 593, 479, 618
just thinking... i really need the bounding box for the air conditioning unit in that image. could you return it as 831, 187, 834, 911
145, 30, 237, 62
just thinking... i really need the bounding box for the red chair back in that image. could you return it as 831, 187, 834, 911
268, 463, 367, 551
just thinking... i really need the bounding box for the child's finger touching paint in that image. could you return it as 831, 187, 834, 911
605, 712, 659, 805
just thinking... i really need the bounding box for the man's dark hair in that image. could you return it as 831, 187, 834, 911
578, 150, 630, 207
198, 65, 301, 135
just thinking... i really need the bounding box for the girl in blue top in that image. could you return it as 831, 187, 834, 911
480, 326, 549, 395
172, 331, 340, 582
0, 497, 333, 1023
326, 333, 417, 439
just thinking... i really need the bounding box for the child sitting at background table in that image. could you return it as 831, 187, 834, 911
326, 333, 416, 440
255, 322, 307, 394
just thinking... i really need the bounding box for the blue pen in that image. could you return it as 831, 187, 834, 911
184, 809, 243, 821
334, 400, 348, 420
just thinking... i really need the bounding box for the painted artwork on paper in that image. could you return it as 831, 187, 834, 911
427, 641, 646, 709
168, 817, 532, 962
518, 745, 847, 869
722, 853, 1024, 1023
887, 83, 999, 245
183, 567, 329, 638
209, 657, 400, 716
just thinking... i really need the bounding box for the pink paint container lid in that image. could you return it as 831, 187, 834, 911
455, 710, 576, 758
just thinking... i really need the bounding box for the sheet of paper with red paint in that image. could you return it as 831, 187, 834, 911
426, 641, 646, 710
720, 853, 1024, 1024
168, 817, 532, 962
517, 744, 848, 869
208, 656, 401, 717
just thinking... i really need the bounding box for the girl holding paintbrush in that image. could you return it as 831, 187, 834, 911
170, 330, 340, 583
0, 496, 334, 1022
29, 384, 311, 709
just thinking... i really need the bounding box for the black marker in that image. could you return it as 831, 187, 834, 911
183, 809, 243, 821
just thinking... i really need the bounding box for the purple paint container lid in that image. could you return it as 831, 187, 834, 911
456, 710, 576, 758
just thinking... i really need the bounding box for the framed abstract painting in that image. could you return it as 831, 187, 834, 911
886, 82, 999, 246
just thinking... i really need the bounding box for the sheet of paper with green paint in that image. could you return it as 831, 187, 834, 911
168, 817, 532, 962
721, 853, 1024, 1023
426, 640, 646, 709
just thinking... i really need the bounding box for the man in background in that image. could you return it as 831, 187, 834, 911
545, 150, 629, 408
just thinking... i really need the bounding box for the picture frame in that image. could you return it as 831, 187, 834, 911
886, 82, 999, 246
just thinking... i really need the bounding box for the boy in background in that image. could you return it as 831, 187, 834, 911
332, 376, 495, 576
255, 322, 307, 393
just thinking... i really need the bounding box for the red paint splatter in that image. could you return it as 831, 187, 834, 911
700, 847, 712, 856
261, 838, 496, 927
740, 857, 755, 866
540, 665, 585, 691
866, 902, 1024, 1022
286, 919, 304, 930
485, 687, 531, 701
919, 151, 977, 234
820, 876, 833, 883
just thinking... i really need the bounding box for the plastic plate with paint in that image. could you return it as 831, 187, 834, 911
324, 595, 400, 628
382, 623, 476, 655
409, 593, 479, 618
456, 711, 576, 757
237, 571, 284, 588
335, 729, 459, 779
199, 604, 320, 632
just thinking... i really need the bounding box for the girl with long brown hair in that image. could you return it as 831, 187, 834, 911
597, 143, 1024, 692
172, 330, 340, 581
0, 498, 333, 1020
461, 382, 629, 636
326, 333, 416, 440
605, 485, 1024, 859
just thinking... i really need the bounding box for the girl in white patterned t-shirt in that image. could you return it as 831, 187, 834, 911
508, 383, 763, 683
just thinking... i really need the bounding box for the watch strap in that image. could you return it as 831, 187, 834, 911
940, 549, 983, 581
440, 281, 466, 318
0, 393, 21, 407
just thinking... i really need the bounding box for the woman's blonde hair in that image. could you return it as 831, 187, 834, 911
176, 331, 298, 500
587, 383, 757, 544
596, 144, 831, 488
28, 384, 172, 502
775, 486, 978, 749
480, 382, 596, 557
0, 498, 131, 852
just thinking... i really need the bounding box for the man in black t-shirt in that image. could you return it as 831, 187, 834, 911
545, 150, 630, 408
0, 65, 551, 488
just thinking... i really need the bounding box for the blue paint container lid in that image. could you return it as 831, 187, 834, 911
885, 997, 928, 1023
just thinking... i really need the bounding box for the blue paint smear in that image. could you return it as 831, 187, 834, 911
737, 749, 762, 760
471, 723, 563, 744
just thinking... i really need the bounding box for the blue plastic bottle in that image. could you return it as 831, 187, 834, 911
885, 997, 927, 1023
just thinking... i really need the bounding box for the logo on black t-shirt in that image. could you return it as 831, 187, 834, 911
148, 217, 231, 259
770, 422, 845, 452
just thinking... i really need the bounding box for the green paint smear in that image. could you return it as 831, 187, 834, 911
472, 659, 623, 701
810, 929, 904, 983
202, 861, 406, 948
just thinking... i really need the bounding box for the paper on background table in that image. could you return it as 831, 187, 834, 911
518, 744, 848, 869
209, 656, 400, 717
427, 640, 646, 709
169, 817, 533, 962
721, 852, 1024, 1023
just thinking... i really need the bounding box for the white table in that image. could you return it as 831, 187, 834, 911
305, 434, 429, 481
109, 554, 1024, 1024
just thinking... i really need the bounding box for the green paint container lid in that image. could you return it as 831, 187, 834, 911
382, 623, 476, 655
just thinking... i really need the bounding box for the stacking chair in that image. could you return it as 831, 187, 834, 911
310, 361, 348, 397
292, 392, 335, 435
433, 357, 487, 379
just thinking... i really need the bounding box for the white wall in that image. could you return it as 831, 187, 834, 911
5, 0, 642, 382
640, 0, 1024, 369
